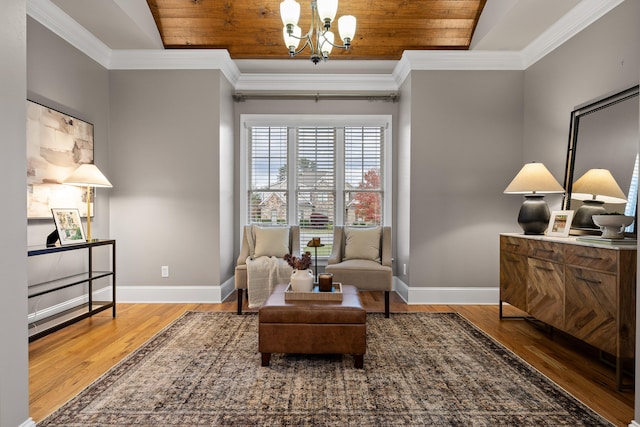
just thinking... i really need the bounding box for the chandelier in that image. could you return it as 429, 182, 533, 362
280, 0, 357, 64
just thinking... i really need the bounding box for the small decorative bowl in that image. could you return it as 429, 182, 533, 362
592, 215, 634, 239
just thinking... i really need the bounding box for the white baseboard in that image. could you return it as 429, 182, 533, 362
48, 277, 497, 305
394, 278, 499, 305
629, 420, 640, 427
117, 276, 236, 303
117, 285, 221, 303
20, 418, 36, 427
28, 287, 113, 323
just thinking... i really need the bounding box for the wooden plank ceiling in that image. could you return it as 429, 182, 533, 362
146, 0, 487, 60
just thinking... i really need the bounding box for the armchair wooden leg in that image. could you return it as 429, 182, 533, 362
384, 291, 390, 318
237, 289, 244, 315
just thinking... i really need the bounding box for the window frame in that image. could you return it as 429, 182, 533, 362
240, 114, 392, 236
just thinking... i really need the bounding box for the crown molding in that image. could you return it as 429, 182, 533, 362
27, 0, 623, 92
109, 50, 241, 86
393, 50, 525, 86
521, 0, 624, 68
27, 0, 112, 68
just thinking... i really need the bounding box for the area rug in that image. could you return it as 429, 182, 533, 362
38, 312, 613, 426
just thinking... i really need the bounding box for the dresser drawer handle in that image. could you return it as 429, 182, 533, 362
534, 266, 555, 272
577, 254, 603, 261
536, 249, 554, 253
576, 276, 602, 285
506, 243, 520, 247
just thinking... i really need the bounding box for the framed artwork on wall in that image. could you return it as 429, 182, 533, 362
27, 100, 94, 219
51, 208, 86, 244
546, 210, 574, 237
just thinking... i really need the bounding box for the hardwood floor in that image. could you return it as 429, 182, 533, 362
29, 291, 634, 426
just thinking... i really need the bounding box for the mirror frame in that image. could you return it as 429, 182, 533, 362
562, 85, 639, 236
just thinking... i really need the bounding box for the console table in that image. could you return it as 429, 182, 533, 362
499, 233, 636, 390
27, 239, 116, 341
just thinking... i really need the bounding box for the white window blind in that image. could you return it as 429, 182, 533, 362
244, 117, 388, 256
248, 127, 288, 224
344, 126, 384, 225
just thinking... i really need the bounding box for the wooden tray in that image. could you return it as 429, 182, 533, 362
284, 283, 343, 301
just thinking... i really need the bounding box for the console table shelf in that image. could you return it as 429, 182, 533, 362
27, 239, 116, 341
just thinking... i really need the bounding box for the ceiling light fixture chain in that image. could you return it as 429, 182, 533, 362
280, 0, 356, 64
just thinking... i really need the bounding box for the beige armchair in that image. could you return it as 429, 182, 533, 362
325, 226, 393, 317
235, 225, 300, 314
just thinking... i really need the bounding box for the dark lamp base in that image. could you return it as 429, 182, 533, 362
572, 200, 606, 229
517, 194, 551, 235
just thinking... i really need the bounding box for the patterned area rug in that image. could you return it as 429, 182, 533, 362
39, 312, 613, 426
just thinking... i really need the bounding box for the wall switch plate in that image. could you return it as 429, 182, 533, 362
161, 266, 169, 278
403, 264, 407, 275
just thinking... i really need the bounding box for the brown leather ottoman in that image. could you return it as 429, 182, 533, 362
259, 284, 366, 368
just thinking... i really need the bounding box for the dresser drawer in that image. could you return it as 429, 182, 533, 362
565, 266, 618, 355
565, 245, 617, 273
528, 239, 564, 263
500, 235, 529, 255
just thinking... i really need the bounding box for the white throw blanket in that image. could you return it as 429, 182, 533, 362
246, 256, 292, 308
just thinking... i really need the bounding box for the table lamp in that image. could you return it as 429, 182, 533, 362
504, 162, 564, 235
63, 164, 113, 241
570, 168, 626, 229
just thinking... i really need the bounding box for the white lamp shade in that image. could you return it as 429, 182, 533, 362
63, 164, 113, 188
504, 162, 564, 194
571, 168, 627, 203
280, 0, 300, 26
321, 31, 334, 55
317, 0, 338, 23
338, 15, 356, 41
283, 25, 302, 50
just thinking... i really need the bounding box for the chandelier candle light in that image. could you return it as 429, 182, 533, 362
280, 0, 356, 64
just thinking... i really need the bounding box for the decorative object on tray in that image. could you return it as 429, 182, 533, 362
592, 213, 635, 239
318, 273, 333, 292
284, 251, 313, 291
284, 282, 343, 301
546, 210, 574, 237
307, 237, 322, 247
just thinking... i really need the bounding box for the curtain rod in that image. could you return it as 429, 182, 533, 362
233, 93, 399, 103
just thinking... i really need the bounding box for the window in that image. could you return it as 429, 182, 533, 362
242, 115, 391, 255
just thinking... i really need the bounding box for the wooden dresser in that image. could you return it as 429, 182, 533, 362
499, 233, 636, 389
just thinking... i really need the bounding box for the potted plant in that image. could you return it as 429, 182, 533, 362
284, 252, 313, 291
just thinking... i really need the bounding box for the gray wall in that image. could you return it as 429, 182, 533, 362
1, 2, 29, 426
109, 69, 232, 289
523, 0, 640, 199
404, 70, 524, 289
396, 74, 412, 299
27, 18, 111, 246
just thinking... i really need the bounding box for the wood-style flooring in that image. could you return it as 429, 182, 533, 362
29, 291, 634, 426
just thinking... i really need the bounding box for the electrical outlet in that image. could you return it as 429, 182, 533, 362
161, 266, 169, 278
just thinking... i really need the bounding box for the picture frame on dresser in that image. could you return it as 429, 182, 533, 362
546, 210, 574, 237
51, 208, 86, 245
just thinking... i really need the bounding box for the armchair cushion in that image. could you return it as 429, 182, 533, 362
344, 226, 381, 262
252, 226, 290, 258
